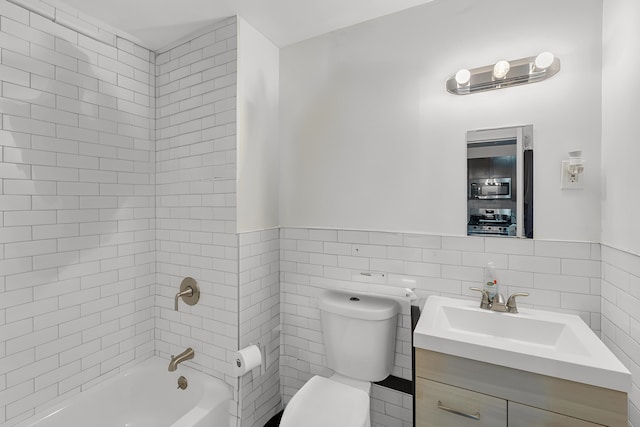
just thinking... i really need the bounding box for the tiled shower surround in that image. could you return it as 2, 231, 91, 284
1, 1, 640, 426
154, 16, 243, 425
0, 0, 156, 424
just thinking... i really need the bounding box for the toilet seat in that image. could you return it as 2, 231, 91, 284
280, 376, 370, 427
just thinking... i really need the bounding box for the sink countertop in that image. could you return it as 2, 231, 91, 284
413, 295, 631, 392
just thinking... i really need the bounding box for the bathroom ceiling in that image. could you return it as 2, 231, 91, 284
54, 0, 435, 51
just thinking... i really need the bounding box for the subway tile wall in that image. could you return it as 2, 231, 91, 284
279, 227, 602, 427
239, 229, 280, 427
601, 245, 640, 427
0, 1, 156, 424
153, 17, 240, 425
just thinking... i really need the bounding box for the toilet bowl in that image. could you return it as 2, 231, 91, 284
279, 290, 399, 427
279, 375, 370, 427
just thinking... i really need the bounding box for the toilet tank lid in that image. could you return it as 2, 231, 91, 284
319, 290, 399, 321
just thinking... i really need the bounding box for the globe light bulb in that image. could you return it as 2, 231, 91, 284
534, 51, 555, 70
455, 69, 471, 85
493, 60, 510, 79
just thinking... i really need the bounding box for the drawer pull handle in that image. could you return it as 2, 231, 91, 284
437, 400, 481, 420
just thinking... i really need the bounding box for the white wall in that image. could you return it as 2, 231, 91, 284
602, 0, 640, 256
237, 18, 279, 232
601, 1, 640, 425
280, 0, 603, 241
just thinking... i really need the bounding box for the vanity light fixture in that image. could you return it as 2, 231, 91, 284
447, 52, 560, 95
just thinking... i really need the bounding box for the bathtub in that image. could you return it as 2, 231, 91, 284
16, 357, 232, 427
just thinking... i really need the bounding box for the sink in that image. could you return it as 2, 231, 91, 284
414, 295, 631, 392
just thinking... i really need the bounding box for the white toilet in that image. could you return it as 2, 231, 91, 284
280, 289, 399, 427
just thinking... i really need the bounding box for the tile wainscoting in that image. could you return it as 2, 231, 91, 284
601, 245, 640, 427
279, 227, 603, 427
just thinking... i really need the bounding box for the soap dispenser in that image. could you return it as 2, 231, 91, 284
483, 262, 498, 302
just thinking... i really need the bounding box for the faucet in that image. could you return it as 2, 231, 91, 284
470, 288, 529, 313
168, 347, 194, 372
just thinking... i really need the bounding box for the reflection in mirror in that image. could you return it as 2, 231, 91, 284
467, 125, 533, 238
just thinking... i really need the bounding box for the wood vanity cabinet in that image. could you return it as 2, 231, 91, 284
415, 348, 627, 427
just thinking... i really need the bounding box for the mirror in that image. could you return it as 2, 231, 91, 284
467, 125, 533, 238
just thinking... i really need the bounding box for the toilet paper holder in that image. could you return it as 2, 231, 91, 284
234, 343, 265, 376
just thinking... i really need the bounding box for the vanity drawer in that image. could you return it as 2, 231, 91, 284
416, 378, 507, 427
508, 402, 605, 427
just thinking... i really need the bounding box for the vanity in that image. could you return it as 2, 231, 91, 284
413, 296, 631, 427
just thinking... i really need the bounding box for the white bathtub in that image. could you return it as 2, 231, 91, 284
16, 357, 232, 427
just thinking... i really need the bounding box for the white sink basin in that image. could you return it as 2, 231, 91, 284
414, 295, 631, 392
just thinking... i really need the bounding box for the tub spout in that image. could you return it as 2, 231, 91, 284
168, 348, 194, 372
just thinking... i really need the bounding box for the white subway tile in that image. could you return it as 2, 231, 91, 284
6, 354, 56, 389
6, 297, 57, 323
32, 224, 78, 240
4, 147, 56, 167
0, 29, 30, 56
305, 229, 335, 242
0, 226, 31, 243
560, 293, 601, 312
3, 115, 55, 137
0, 163, 30, 179
388, 246, 422, 262
509, 255, 561, 274
352, 244, 386, 258
0, 1, 30, 24
442, 236, 484, 252
562, 259, 601, 278
2, 49, 54, 78
5, 239, 56, 258
337, 230, 368, 244
535, 240, 592, 259
32, 13, 77, 44
534, 273, 591, 293
484, 237, 534, 255
370, 258, 404, 274
442, 265, 483, 282
6, 326, 58, 356
462, 252, 508, 269
4, 179, 56, 195
30, 44, 77, 71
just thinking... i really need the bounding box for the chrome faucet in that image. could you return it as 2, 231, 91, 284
470, 288, 529, 313
168, 347, 194, 372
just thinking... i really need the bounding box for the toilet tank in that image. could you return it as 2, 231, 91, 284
319, 290, 399, 382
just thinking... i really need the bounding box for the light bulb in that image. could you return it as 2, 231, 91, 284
534, 51, 555, 70
493, 60, 510, 79
455, 68, 471, 85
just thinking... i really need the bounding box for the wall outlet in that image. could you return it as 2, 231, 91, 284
560, 160, 583, 189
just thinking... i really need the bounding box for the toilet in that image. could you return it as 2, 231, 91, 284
280, 289, 399, 427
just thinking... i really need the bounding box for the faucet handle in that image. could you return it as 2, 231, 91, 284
506, 292, 529, 313
469, 287, 491, 309
174, 277, 200, 311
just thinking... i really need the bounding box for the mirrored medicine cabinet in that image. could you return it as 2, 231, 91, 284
467, 125, 533, 238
